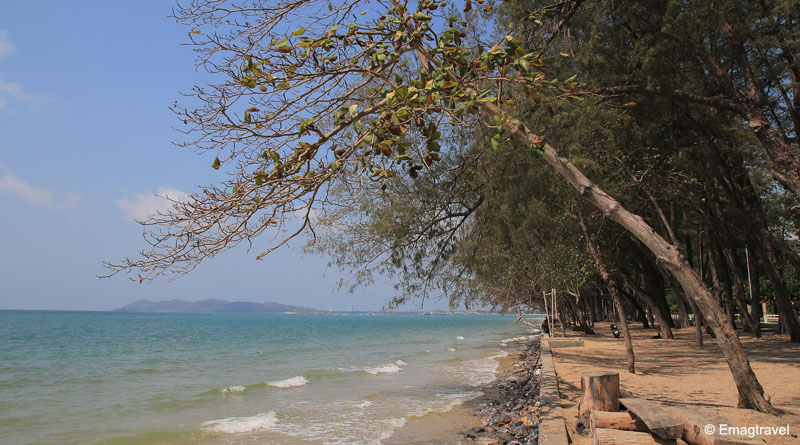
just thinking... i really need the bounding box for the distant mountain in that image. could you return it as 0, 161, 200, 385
114, 299, 321, 314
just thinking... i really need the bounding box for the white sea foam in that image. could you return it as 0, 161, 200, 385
365, 363, 402, 374
202, 412, 278, 433
455, 335, 465, 340
267, 376, 309, 388
378, 418, 408, 440
447, 348, 457, 352
394, 360, 407, 366
354, 400, 373, 408
499, 335, 530, 346
221, 385, 245, 393
464, 350, 508, 386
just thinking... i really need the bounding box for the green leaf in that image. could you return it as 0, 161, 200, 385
331, 160, 340, 174
212, 157, 221, 170
291, 27, 306, 36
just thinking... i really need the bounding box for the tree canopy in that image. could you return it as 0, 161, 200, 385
106, 0, 800, 414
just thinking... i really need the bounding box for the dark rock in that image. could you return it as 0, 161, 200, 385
497, 412, 513, 424
510, 425, 529, 437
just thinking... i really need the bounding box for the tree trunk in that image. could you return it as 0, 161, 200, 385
673, 283, 690, 329
578, 371, 620, 425
691, 298, 704, 348
746, 248, 762, 328
707, 239, 730, 326
622, 289, 650, 329
709, 235, 740, 329
462, 89, 776, 413
578, 206, 636, 374
620, 272, 674, 339
590, 411, 638, 433
720, 242, 760, 335
757, 236, 800, 342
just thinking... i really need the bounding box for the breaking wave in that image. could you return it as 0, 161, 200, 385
267, 376, 309, 388
202, 412, 278, 433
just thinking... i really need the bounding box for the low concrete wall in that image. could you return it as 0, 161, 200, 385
539, 337, 570, 445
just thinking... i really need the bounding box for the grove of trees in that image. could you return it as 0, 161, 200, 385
108, 0, 798, 414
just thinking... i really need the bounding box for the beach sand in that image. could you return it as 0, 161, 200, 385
384, 351, 517, 444
550, 322, 800, 444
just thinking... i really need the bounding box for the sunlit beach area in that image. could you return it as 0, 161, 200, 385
1, 0, 798, 444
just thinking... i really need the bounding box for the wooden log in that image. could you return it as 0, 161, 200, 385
590, 411, 639, 434
594, 428, 657, 445
663, 406, 764, 445
620, 398, 683, 440
578, 371, 620, 425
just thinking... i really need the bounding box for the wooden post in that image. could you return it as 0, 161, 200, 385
578, 371, 620, 425
543, 289, 552, 338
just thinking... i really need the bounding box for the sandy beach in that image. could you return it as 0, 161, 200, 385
386, 323, 799, 445
550, 323, 800, 444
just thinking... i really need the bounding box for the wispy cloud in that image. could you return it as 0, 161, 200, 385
0, 29, 15, 60
116, 188, 191, 221
0, 29, 53, 111
0, 77, 52, 110
0, 172, 82, 211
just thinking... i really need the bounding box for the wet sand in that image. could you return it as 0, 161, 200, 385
549, 323, 800, 444
384, 350, 517, 444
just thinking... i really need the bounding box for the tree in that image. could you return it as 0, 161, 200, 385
106, 0, 777, 413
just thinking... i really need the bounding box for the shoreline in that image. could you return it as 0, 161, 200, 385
385, 333, 544, 445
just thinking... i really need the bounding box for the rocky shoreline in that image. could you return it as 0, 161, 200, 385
464, 335, 543, 445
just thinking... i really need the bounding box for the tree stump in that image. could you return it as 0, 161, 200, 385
578, 371, 620, 425
590, 411, 638, 434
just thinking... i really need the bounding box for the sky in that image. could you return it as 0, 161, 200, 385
0, 1, 449, 311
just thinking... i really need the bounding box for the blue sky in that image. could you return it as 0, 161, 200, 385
0, 1, 448, 311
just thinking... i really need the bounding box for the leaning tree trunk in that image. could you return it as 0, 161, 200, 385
578, 207, 636, 374
486, 109, 775, 412
674, 286, 690, 329
620, 272, 674, 339
622, 289, 649, 329
404, 34, 776, 413
746, 249, 763, 329
720, 242, 760, 335
757, 235, 800, 342
690, 298, 704, 348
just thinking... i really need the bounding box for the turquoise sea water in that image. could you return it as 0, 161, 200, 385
0, 311, 537, 444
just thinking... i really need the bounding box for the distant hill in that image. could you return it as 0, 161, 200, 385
114, 299, 321, 314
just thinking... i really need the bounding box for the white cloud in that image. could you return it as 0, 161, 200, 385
116, 188, 191, 221
0, 30, 53, 111
0, 77, 53, 110
0, 29, 15, 60
0, 173, 82, 211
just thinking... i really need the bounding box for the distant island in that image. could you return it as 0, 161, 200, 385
114, 299, 322, 314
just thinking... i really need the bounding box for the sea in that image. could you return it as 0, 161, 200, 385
0, 311, 540, 444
